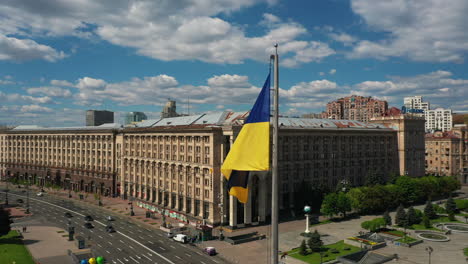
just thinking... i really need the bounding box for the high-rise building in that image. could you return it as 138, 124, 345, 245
403, 96, 430, 112
86, 110, 114, 126
425, 124, 467, 185
125, 112, 148, 125
325, 95, 388, 123
425, 108, 453, 132
161, 100, 179, 118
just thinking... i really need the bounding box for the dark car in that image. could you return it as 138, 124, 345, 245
16, 199, 24, 203
84, 215, 93, 221
64, 212, 73, 218
84, 222, 94, 229
105, 225, 116, 233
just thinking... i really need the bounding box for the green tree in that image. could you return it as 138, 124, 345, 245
448, 211, 456, 221
395, 205, 407, 227
383, 211, 392, 226
0, 207, 11, 236
336, 192, 352, 218
365, 170, 384, 186
406, 206, 419, 225
395, 176, 423, 204
361, 218, 386, 232
321, 192, 339, 218
308, 230, 323, 252
422, 215, 431, 228
299, 240, 307, 256
424, 201, 437, 219
446, 197, 458, 215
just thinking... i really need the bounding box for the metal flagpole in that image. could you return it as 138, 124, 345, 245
271, 44, 279, 264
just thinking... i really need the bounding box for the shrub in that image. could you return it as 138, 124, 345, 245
424, 201, 437, 219
395, 205, 407, 227
455, 199, 468, 211
331, 249, 339, 254
423, 215, 431, 228
299, 240, 307, 256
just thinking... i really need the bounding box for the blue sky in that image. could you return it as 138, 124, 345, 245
0, 0, 467, 126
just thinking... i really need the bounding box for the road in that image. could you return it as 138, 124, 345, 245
1, 189, 225, 264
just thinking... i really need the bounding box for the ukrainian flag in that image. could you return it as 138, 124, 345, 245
221, 73, 271, 203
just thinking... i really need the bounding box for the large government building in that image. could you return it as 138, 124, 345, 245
0, 112, 425, 228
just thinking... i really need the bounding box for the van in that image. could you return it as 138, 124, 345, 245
173, 234, 187, 243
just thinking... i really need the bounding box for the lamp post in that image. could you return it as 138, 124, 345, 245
218, 193, 224, 240
5, 175, 9, 206
25, 175, 30, 214
425, 246, 433, 264
304, 205, 311, 234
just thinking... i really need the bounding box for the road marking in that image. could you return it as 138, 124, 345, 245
112, 261, 117, 264
147, 253, 152, 257
117, 259, 124, 264
196, 252, 203, 256
117, 247, 122, 251
200, 261, 206, 264
2, 192, 176, 264
142, 255, 152, 261
136, 255, 141, 259
123, 258, 129, 262
175, 255, 182, 260
106, 250, 110, 254
98, 235, 103, 239
185, 253, 191, 257
119, 240, 124, 243
89, 230, 93, 233
129, 245, 134, 249
159, 246, 165, 250
109, 234, 113, 237
148, 241, 153, 244
108, 241, 113, 245
169, 245, 175, 249
139, 236, 144, 239
158, 240, 163, 243
129, 256, 139, 263
212, 259, 219, 263
98, 244, 102, 248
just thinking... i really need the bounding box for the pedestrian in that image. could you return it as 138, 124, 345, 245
24, 226, 27, 232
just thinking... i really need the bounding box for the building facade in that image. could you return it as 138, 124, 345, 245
425, 108, 453, 132
404, 96, 430, 112
0, 112, 425, 228
161, 100, 179, 118
125, 112, 148, 125
425, 124, 467, 185
324, 95, 388, 123
86, 110, 114, 126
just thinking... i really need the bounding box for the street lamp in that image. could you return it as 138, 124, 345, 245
425, 246, 433, 264
304, 205, 311, 234
5, 176, 9, 206
25, 175, 30, 214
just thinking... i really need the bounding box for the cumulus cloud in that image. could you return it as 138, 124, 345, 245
329, 33, 357, 46
26, 87, 72, 98
21, 105, 53, 113
329, 69, 336, 75
50, 79, 74, 87
349, 0, 468, 62
0, 92, 53, 104
0, 34, 65, 62
0, 1, 333, 67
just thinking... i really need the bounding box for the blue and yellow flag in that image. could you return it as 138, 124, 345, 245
221, 73, 271, 203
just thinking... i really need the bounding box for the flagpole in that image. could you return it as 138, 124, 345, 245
271, 44, 279, 264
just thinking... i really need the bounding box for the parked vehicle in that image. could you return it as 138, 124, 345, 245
204, 247, 217, 256
167, 232, 174, 238
36, 192, 44, 197
84, 215, 94, 221
84, 222, 94, 229
106, 216, 114, 221
64, 212, 73, 218
173, 234, 188, 243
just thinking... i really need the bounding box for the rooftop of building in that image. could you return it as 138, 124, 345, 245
425, 130, 461, 139
2, 111, 397, 133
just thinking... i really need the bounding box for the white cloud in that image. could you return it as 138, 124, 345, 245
0, 1, 334, 67
0, 34, 65, 62
319, 72, 325, 76
349, 0, 468, 62
0, 92, 53, 104
21, 105, 53, 113
329, 33, 357, 46
26, 87, 72, 98
76, 77, 107, 90
329, 69, 336, 75
50, 79, 74, 87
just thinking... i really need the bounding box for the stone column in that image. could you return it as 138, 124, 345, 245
258, 175, 267, 222
244, 186, 252, 225
229, 195, 237, 227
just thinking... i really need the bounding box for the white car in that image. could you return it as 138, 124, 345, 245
106, 216, 114, 221
173, 234, 188, 243
36, 192, 44, 197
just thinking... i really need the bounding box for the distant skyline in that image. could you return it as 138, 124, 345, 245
0, 0, 467, 126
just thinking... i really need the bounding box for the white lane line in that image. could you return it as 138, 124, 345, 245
128, 230, 134, 234
98, 235, 103, 239
147, 253, 153, 257
123, 258, 129, 262
185, 253, 191, 257
212, 259, 219, 263
139, 236, 144, 239
129, 245, 134, 249
98, 244, 103, 248
3, 192, 175, 264
117, 259, 125, 264
196, 252, 203, 256
136, 255, 141, 259
119, 240, 124, 243
142, 255, 152, 261
169, 245, 175, 249
112, 260, 117, 264
129, 256, 139, 263
175, 255, 182, 260
108, 241, 113, 245
117, 247, 122, 251
89, 230, 94, 233
158, 240, 163, 243
106, 250, 110, 254
159, 246, 165, 251
148, 241, 153, 244
200, 261, 206, 264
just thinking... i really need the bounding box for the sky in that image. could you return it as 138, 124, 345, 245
0, 0, 467, 127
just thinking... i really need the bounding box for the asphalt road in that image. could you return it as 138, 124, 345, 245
1, 189, 225, 264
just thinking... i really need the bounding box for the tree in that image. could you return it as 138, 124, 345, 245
365, 170, 384, 186
336, 192, 352, 218
422, 215, 431, 228
361, 218, 386, 232
406, 206, 419, 226
445, 196, 457, 215
308, 230, 323, 252
395, 205, 407, 227
383, 211, 392, 226
0, 207, 11, 236
321, 193, 339, 218
299, 240, 307, 256
424, 201, 437, 219
448, 211, 456, 221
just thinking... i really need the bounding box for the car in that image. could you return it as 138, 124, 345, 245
84, 222, 94, 229
105, 225, 116, 233
36, 192, 44, 197
203, 247, 217, 256
167, 232, 174, 238
64, 212, 73, 218
84, 215, 93, 221
106, 216, 114, 221
16, 198, 24, 203
173, 234, 188, 243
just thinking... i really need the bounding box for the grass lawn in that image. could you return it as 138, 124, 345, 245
382, 230, 405, 237
406, 215, 462, 231
0, 230, 35, 264
396, 236, 418, 243
288, 240, 361, 264
464, 248, 468, 257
